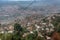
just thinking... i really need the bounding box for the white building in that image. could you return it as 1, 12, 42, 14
8, 31, 13, 33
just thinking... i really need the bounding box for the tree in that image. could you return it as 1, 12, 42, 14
26, 34, 34, 40
57, 23, 60, 32
14, 23, 22, 32
12, 23, 23, 40
0, 23, 1, 27
52, 16, 60, 32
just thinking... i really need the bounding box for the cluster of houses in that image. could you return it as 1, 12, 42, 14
0, 13, 59, 40
0, 24, 14, 34
21, 14, 57, 40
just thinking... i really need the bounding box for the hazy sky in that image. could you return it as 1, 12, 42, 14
2, 0, 34, 1
1, 0, 60, 2
10, 0, 32, 1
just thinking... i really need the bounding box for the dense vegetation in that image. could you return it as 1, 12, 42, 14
51, 15, 60, 32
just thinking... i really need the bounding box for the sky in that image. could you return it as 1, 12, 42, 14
0, 0, 60, 2
10, 0, 32, 1
1, 0, 34, 1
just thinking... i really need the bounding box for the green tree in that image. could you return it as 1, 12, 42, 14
12, 23, 23, 40
57, 23, 60, 32
52, 16, 60, 32
14, 23, 22, 32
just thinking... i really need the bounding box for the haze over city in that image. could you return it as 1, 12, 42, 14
0, 0, 60, 40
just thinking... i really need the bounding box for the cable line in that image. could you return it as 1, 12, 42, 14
23, 0, 36, 10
